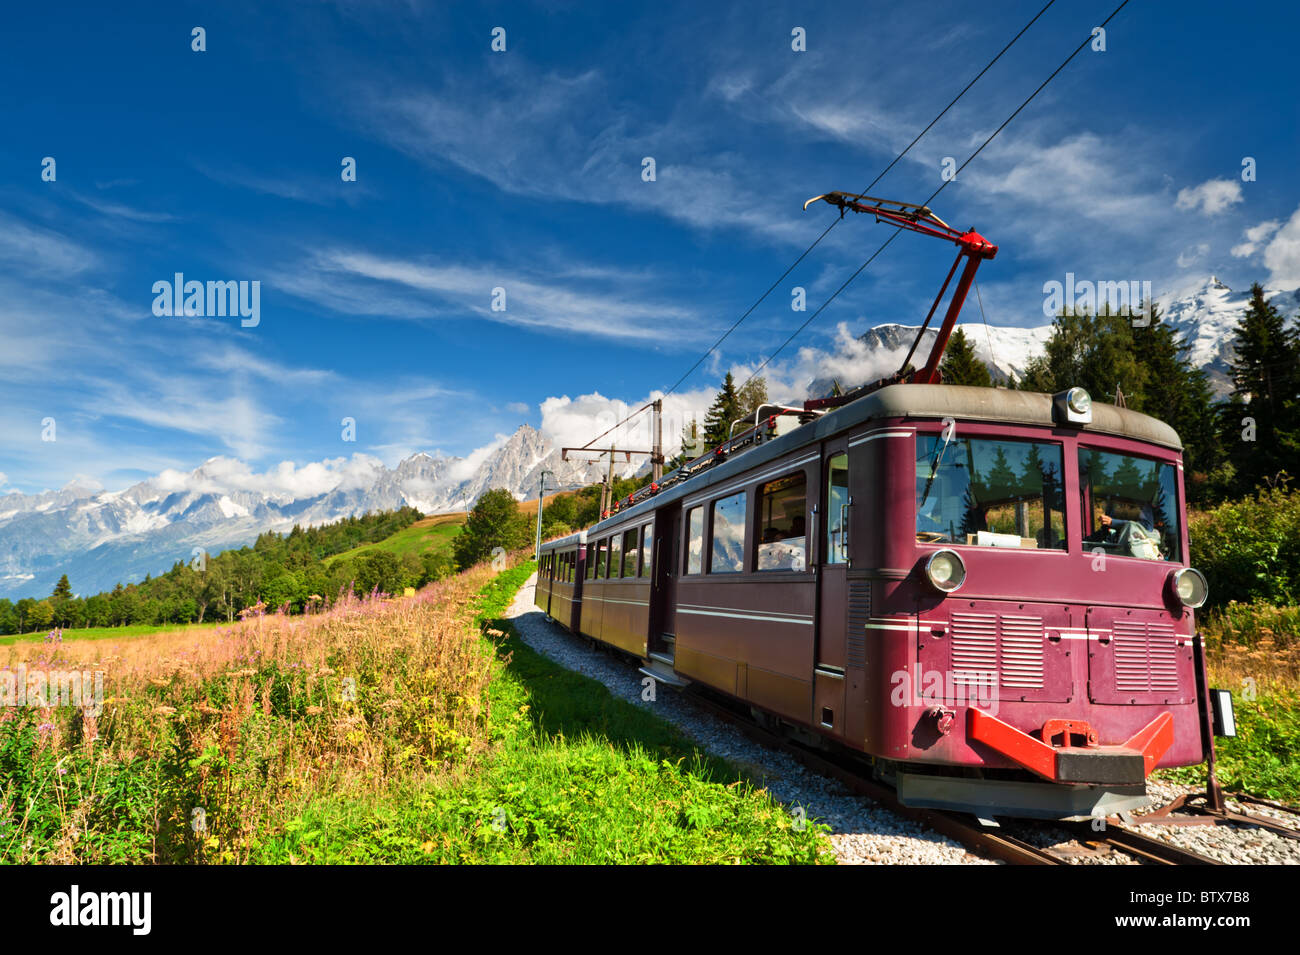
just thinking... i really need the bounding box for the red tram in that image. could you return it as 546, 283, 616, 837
537, 196, 1230, 819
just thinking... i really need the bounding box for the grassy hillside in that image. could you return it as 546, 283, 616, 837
325, 513, 465, 566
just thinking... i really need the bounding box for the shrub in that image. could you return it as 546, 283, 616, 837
1189, 484, 1300, 609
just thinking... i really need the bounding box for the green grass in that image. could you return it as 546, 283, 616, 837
1154, 687, 1300, 803
255, 561, 834, 864
325, 514, 464, 566
0, 620, 224, 646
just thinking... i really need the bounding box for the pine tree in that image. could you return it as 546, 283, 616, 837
940, 327, 992, 387
1014, 306, 1148, 400
702, 373, 742, 448
1130, 303, 1222, 500
52, 574, 73, 600
1222, 284, 1300, 490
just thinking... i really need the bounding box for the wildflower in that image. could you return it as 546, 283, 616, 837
37, 722, 55, 735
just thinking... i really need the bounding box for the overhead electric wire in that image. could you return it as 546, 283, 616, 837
736, 0, 1131, 392
657, 0, 1059, 402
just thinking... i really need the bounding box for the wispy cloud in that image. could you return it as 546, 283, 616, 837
349, 62, 816, 243
277, 248, 704, 343
0, 213, 101, 276
67, 191, 178, 223
193, 161, 374, 205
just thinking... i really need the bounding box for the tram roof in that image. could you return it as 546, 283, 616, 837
538, 529, 587, 551
586, 384, 1182, 535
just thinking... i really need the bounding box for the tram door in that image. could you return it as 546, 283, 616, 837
649, 504, 680, 660
814, 442, 850, 731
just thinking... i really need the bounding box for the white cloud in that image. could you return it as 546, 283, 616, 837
1175, 178, 1243, 216
539, 389, 713, 462
445, 434, 508, 483
505, 401, 530, 415
151, 454, 386, 499
1261, 205, 1300, 290
1228, 218, 1281, 258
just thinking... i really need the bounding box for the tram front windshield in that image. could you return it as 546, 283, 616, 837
916, 435, 1067, 550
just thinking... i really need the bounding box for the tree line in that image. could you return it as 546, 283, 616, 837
0, 507, 436, 634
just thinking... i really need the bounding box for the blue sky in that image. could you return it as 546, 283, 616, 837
2, 0, 1298, 496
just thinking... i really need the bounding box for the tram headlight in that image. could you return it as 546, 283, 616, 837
924, 549, 967, 593
1052, 386, 1092, 425
1169, 567, 1208, 609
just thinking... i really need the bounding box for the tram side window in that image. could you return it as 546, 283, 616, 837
639, 523, 652, 578
686, 507, 704, 574
1079, 448, 1181, 562
709, 491, 747, 573
827, 454, 849, 564
608, 534, 621, 579
757, 473, 807, 571
915, 435, 1067, 550
622, 528, 639, 576
595, 539, 608, 579
585, 545, 595, 580
569, 554, 575, 582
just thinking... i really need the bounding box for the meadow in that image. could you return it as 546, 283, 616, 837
0, 556, 830, 864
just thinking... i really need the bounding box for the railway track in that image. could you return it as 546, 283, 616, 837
682, 687, 1222, 866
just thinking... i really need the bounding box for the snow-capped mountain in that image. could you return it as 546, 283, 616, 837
1160, 277, 1300, 393
0, 425, 632, 601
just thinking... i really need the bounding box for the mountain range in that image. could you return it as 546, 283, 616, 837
0, 427, 634, 600
3, 275, 1293, 601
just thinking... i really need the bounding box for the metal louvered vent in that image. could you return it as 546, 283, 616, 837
951, 612, 997, 683
999, 614, 1045, 689
1114, 620, 1179, 692
950, 611, 1044, 689
847, 579, 871, 668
